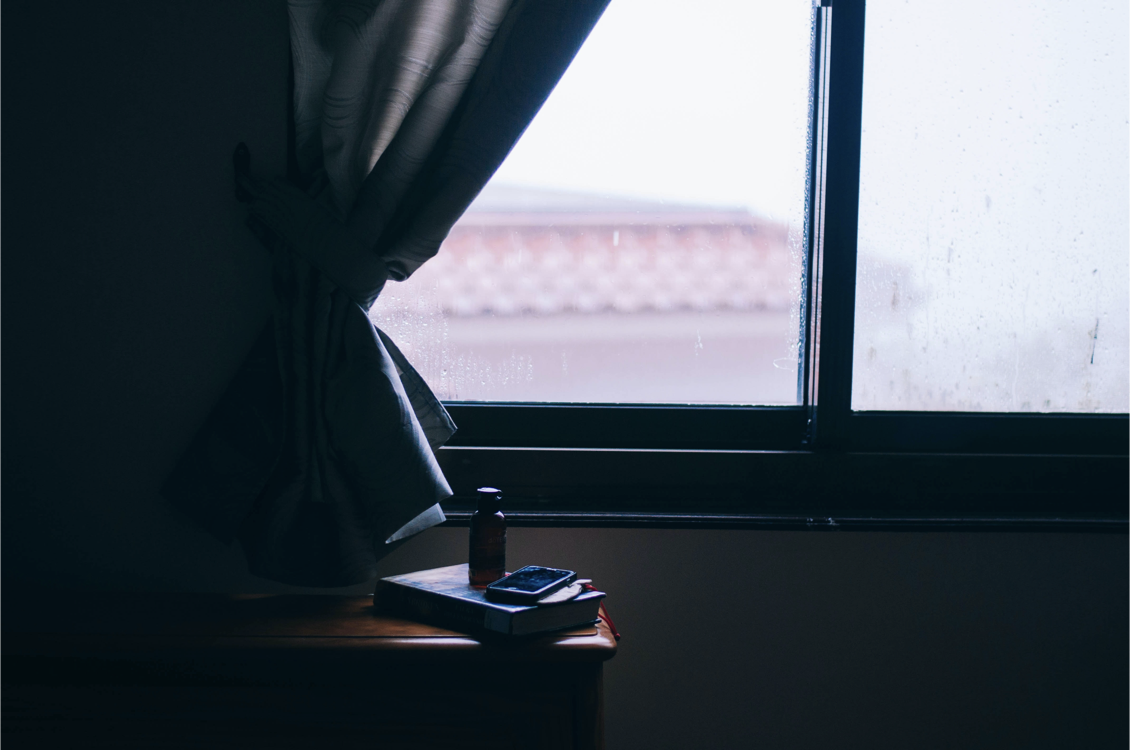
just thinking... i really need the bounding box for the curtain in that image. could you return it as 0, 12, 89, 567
164, 0, 610, 587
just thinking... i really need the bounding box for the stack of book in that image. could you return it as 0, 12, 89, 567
375, 564, 606, 637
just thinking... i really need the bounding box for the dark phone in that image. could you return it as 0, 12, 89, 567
484, 566, 577, 604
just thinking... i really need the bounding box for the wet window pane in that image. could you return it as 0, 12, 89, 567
370, 0, 813, 404
853, 0, 1129, 412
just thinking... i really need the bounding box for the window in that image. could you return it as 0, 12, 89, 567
381, 0, 1128, 527
372, 0, 812, 406
853, 0, 1128, 413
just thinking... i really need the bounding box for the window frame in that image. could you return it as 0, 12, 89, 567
435, 0, 1129, 530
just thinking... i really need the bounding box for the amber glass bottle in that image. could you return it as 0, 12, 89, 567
468, 486, 506, 587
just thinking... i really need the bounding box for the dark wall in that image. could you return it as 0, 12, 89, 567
3, 1, 286, 590
3, 3, 1126, 748
400, 527, 1127, 750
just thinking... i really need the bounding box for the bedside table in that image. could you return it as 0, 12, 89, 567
3, 592, 617, 749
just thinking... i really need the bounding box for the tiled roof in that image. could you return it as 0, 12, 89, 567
385, 184, 801, 316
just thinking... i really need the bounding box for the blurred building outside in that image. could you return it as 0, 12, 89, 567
369, 183, 805, 405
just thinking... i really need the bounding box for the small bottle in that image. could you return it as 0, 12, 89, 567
468, 486, 506, 587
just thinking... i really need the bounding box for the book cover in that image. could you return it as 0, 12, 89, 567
376, 563, 605, 637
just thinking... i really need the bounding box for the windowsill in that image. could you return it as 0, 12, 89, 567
436, 446, 1129, 531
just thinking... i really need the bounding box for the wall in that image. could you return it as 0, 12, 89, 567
3, 3, 1126, 748
394, 528, 1128, 750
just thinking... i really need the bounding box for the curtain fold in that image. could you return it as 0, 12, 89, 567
164, 0, 610, 587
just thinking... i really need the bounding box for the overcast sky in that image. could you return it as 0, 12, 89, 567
490, 0, 813, 222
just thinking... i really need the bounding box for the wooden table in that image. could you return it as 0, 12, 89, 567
2, 592, 617, 749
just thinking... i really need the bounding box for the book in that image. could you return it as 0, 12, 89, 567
375, 563, 606, 637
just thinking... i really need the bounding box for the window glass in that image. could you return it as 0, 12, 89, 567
370, 0, 814, 404
854, 0, 1129, 412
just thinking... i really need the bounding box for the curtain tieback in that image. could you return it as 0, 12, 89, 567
231, 144, 455, 450
233, 144, 389, 309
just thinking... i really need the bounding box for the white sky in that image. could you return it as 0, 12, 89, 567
490, 0, 814, 221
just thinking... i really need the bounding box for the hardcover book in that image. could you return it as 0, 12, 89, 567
376, 563, 605, 637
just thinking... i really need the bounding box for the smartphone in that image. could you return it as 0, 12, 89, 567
484, 566, 577, 605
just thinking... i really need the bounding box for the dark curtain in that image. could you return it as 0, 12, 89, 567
164, 0, 610, 586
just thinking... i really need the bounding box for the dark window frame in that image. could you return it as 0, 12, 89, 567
436, 0, 1128, 530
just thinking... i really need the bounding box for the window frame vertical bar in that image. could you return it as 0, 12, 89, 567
810, 0, 866, 449
801, 2, 832, 446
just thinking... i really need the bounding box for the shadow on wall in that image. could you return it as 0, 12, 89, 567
2, 1, 287, 592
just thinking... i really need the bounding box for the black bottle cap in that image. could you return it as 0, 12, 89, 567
476, 486, 502, 513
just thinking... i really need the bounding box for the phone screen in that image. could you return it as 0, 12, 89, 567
491, 566, 573, 593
